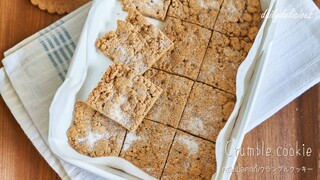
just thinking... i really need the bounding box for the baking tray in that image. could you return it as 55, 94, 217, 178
48, 0, 276, 179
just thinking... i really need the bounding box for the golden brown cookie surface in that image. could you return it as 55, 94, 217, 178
31, 0, 90, 14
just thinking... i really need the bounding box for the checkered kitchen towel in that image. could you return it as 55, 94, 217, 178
0, 0, 319, 179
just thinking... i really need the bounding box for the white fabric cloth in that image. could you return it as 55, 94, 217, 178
248, 0, 320, 131
0, 2, 103, 180
0, 0, 319, 179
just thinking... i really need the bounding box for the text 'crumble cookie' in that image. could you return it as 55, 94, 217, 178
96, 9, 174, 74
179, 82, 235, 142
198, 31, 253, 94
67, 101, 126, 157
161, 130, 216, 179
153, 17, 212, 80
214, 0, 262, 39
121, 0, 171, 20
86, 63, 162, 132
143, 68, 194, 128
120, 119, 175, 178
167, 0, 223, 29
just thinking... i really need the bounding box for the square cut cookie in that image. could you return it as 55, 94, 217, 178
167, 0, 223, 29
198, 31, 252, 94
178, 82, 235, 142
120, 119, 175, 178
161, 130, 216, 179
121, 0, 171, 20
96, 9, 173, 75
153, 17, 211, 80
87, 63, 162, 132
67, 101, 126, 157
143, 69, 194, 128
214, 0, 262, 39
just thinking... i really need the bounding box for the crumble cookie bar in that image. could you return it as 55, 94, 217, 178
96, 9, 173, 74
67, 101, 126, 157
167, 0, 223, 29
121, 0, 171, 20
86, 63, 162, 132
214, 0, 262, 39
153, 17, 211, 80
178, 82, 235, 142
198, 31, 253, 94
161, 130, 216, 180
143, 69, 193, 128
120, 119, 175, 178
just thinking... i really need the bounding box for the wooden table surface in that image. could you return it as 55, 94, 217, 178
0, 0, 319, 179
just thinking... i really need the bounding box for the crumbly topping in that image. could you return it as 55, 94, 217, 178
214, 0, 262, 38
96, 9, 173, 75
86, 63, 162, 132
198, 31, 253, 94
67, 101, 126, 157
71, 1, 263, 178
121, 0, 171, 20
153, 17, 211, 79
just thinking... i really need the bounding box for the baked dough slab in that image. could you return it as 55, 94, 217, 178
153, 17, 211, 80
143, 69, 194, 128
178, 82, 235, 142
162, 130, 216, 179
214, 0, 262, 39
96, 9, 174, 75
120, 119, 175, 178
121, 0, 171, 20
67, 101, 126, 157
87, 63, 162, 132
198, 31, 253, 94
167, 0, 223, 29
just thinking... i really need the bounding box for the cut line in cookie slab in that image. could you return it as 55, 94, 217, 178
178, 82, 236, 142
198, 31, 253, 94
167, 0, 223, 29
153, 17, 212, 80
49, 1, 172, 179
161, 130, 216, 179
143, 68, 194, 128
152, 66, 238, 96
120, 119, 176, 178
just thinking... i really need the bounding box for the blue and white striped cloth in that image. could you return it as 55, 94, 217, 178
0, 0, 320, 179
38, 20, 77, 81
0, 2, 104, 179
